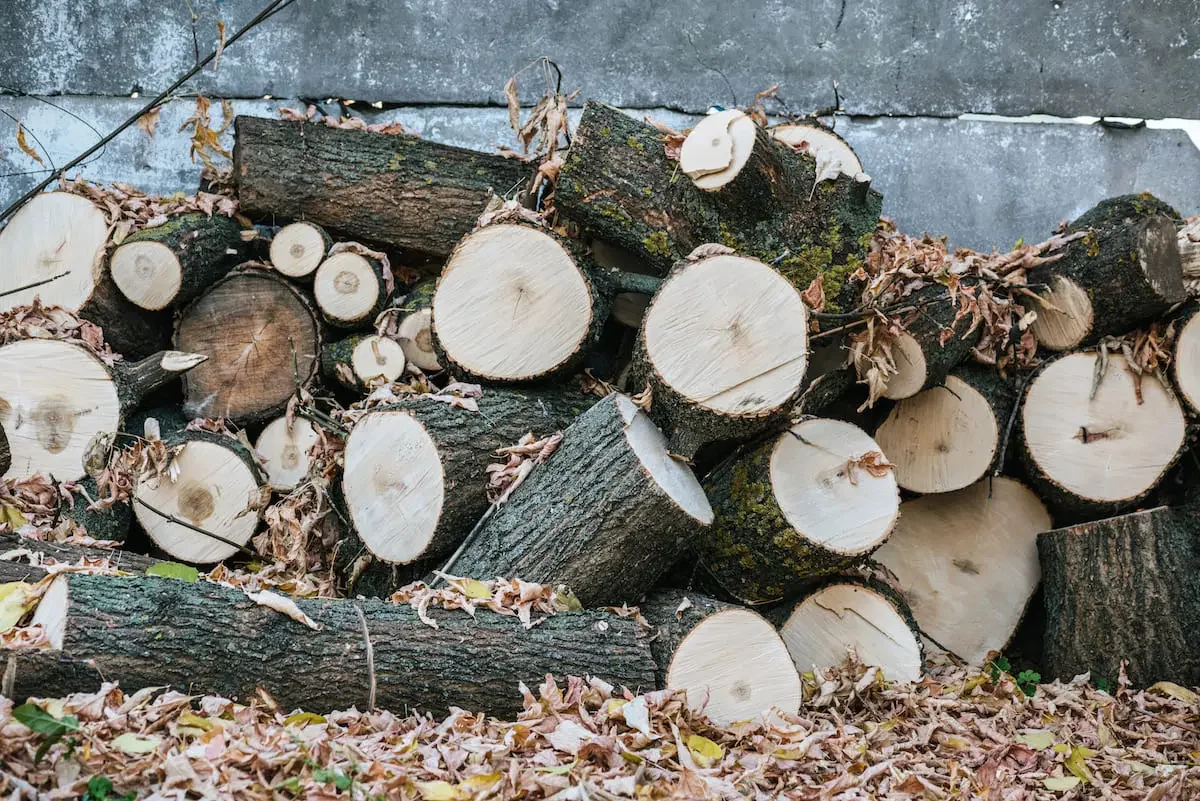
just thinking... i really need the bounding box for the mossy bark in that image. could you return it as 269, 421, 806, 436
112, 213, 249, 308
9, 573, 657, 716
638, 590, 741, 688
233, 116, 533, 261
63, 477, 132, 543
320, 333, 377, 391
1068, 192, 1181, 231
451, 394, 705, 606
556, 102, 881, 311
1039, 506, 1200, 686
0, 422, 9, 475
111, 350, 206, 413
0, 532, 159, 584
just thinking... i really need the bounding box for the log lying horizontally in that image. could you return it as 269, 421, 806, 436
313, 249, 390, 329
0, 532, 160, 584
16, 573, 657, 716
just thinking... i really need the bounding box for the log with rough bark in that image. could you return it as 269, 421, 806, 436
339, 387, 593, 571
450, 394, 713, 606
639, 590, 801, 726
0, 532, 159, 584
0, 341, 205, 481
1020, 352, 1186, 520
631, 252, 810, 459
16, 573, 657, 716
873, 477, 1052, 665
233, 116, 533, 260
63, 477, 133, 542
269, 221, 331, 279
1039, 506, 1200, 686
313, 249, 390, 329
556, 103, 881, 310
1028, 198, 1185, 351
108, 213, 249, 310
321, 333, 407, 391
697, 417, 898, 606
774, 580, 924, 683
0, 423, 9, 476
0, 191, 168, 358
394, 278, 440, 372
1180, 219, 1200, 294
174, 268, 322, 423
253, 416, 320, 492
873, 363, 1017, 494
1170, 303, 1200, 414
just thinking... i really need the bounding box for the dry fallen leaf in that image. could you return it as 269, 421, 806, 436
245, 590, 322, 630
15, 123, 45, 166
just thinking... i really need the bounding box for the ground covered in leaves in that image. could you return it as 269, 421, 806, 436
2, 662, 1198, 800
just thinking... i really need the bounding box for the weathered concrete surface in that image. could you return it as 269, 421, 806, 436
1, 98, 1197, 252
1, 0, 1199, 118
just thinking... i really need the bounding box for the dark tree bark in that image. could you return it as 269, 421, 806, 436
77, 272, 170, 361
1068, 193, 1181, 231
63, 477, 133, 543
0, 532, 158, 584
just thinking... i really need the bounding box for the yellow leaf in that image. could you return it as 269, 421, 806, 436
686, 734, 723, 768
1097, 722, 1116, 748
537, 762, 576, 774
1015, 730, 1055, 750
177, 712, 213, 732
459, 578, 492, 600
1065, 745, 1097, 784
15, 124, 45, 166
0, 582, 34, 632
943, 736, 970, 751
458, 773, 501, 790
1, 505, 28, 529
1043, 776, 1081, 791
620, 751, 643, 764
415, 780, 461, 800
111, 733, 161, 754
1126, 759, 1155, 774
605, 699, 626, 716
283, 712, 327, 727
1052, 743, 1070, 754
1148, 682, 1199, 705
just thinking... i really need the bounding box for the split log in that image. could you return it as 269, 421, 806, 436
631, 252, 810, 459
450, 394, 713, 606
18, 573, 656, 716
339, 387, 593, 568
775, 580, 924, 683
394, 278, 441, 372
873, 477, 1052, 665
313, 250, 390, 329
556, 102, 881, 309
253, 416, 320, 492
1180, 219, 1199, 294
0, 532, 159, 584
108, 213, 249, 310
174, 268, 322, 423
321, 333, 407, 391
233, 116, 533, 260
770, 122, 864, 175
1020, 352, 1186, 520
1039, 506, 1200, 686
1029, 203, 1184, 351
269, 221, 331, 279
697, 417, 898, 606
0, 341, 205, 481
639, 590, 801, 725
0, 191, 168, 358
1170, 303, 1200, 414
873, 363, 1017, 494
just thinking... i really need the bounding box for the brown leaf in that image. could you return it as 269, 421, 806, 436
136, 107, 161, 138
504, 76, 520, 134
213, 21, 228, 73
15, 123, 44, 166
801, 275, 826, 312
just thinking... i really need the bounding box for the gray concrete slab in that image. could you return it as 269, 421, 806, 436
2, 0, 1199, 118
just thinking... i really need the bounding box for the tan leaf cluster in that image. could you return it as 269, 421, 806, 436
278, 104, 410, 135
844, 450, 893, 485
60, 176, 237, 245
0, 299, 116, 364
0, 474, 63, 531
579, 368, 617, 399
179, 96, 233, 174
1093, 323, 1176, 404
801, 275, 826, 312
475, 197, 548, 230
390, 575, 578, 630
486, 431, 564, 504
92, 435, 175, 509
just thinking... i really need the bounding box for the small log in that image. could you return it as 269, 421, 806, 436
313, 250, 390, 329
321, 333, 407, 391
394, 278, 441, 372
0, 341, 205, 481
774, 580, 924, 683
0, 532, 159, 584
17, 573, 656, 716
108, 213, 249, 310
697, 417, 898, 605
233, 116, 533, 260
873, 363, 1017, 494
1170, 303, 1200, 414
175, 268, 323, 423
253, 416, 320, 492
1039, 506, 1200, 686
269, 221, 331, 279
450, 394, 714, 606
639, 590, 801, 725
631, 252, 810, 459
770, 122, 864, 175
873, 477, 1052, 664
1180, 219, 1200, 294
1020, 352, 1186, 521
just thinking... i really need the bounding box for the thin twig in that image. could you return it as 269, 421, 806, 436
296, 405, 349, 436
133, 497, 255, 557
0, 271, 69, 299
431, 504, 498, 587
1130, 707, 1200, 737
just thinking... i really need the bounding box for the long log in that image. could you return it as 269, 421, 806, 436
12, 573, 657, 716
0, 532, 159, 584
233, 116, 533, 260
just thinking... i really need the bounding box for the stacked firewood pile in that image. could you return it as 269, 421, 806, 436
1, 97, 1198, 722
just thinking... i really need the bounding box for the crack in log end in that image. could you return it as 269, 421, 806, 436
1074, 426, 1115, 444
952, 558, 981, 575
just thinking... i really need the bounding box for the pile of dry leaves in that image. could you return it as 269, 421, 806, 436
60, 176, 240, 246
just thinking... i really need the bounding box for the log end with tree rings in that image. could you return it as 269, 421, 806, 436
679, 109, 758, 190
269, 221, 329, 278
873, 477, 1052, 665
314, 251, 385, 328
397, 307, 440, 371
1179, 219, 1200, 292
132, 436, 263, 564
254, 416, 320, 492
109, 241, 182, 311
0, 339, 121, 481
879, 330, 928, 400
433, 224, 595, 382
0, 191, 108, 312
777, 581, 923, 683
771, 122, 865, 176
1171, 306, 1200, 414
1021, 353, 1186, 516
873, 375, 999, 494
350, 335, 406, 385
1028, 274, 1093, 352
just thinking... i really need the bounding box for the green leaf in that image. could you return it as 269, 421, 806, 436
333, 773, 353, 791
145, 562, 199, 582
83, 776, 114, 801
12, 703, 79, 736
276, 777, 304, 796
1015, 730, 1055, 750
1095, 677, 1114, 694
111, 733, 161, 754
993, 656, 1011, 672
1017, 670, 1041, 685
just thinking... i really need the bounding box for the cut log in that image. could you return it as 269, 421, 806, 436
269, 221, 331, 279
1039, 506, 1200, 686
1020, 352, 1186, 520
394, 278, 441, 372
632, 253, 809, 459
0, 341, 205, 481
174, 268, 322, 423
1180, 219, 1200, 295
321, 333, 406, 391
254, 416, 320, 492
1170, 303, 1200, 414
108, 213, 249, 310
873, 477, 1052, 665
313, 250, 390, 329
697, 417, 898, 606
233, 116, 533, 260
873, 364, 1016, 494
639, 590, 801, 725
771, 122, 864, 176
0, 532, 159, 584
1028, 207, 1184, 351
556, 102, 881, 309
775, 580, 924, 683
0, 191, 167, 358
18, 573, 656, 716
1069, 193, 1181, 231
450, 394, 713, 606
340, 387, 593, 567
